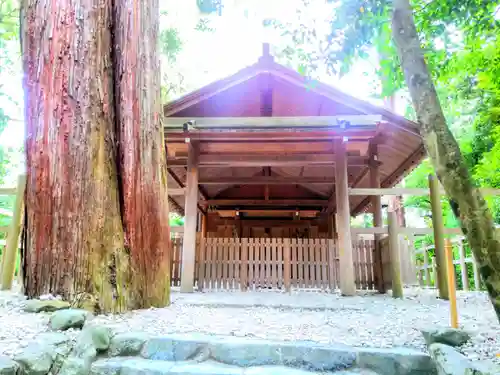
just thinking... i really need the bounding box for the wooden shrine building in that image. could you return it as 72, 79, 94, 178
165, 44, 425, 295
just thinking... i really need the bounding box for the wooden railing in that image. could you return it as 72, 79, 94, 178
170, 236, 375, 292
414, 237, 482, 291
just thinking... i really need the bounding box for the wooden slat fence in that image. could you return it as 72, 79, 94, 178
353, 239, 376, 290
170, 236, 376, 292
414, 236, 483, 291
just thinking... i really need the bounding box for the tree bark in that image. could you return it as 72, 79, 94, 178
113, 0, 171, 308
391, 0, 500, 321
20, 0, 170, 311
21, 0, 131, 312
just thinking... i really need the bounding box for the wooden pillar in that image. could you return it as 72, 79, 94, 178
429, 174, 449, 299
334, 140, 356, 296
369, 149, 385, 293
198, 213, 207, 292
1, 174, 26, 291
180, 143, 199, 293
388, 211, 403, 298
201, 214, 207, 238
327, 213, 336, 292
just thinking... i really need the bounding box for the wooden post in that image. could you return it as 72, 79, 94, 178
370, 149, 384, 293
180, 143, 199, 293
431, 256, 437, 287
457, 239, 469, 291
1, 174, 26, 291
429, 174, 449, 299
283, 238, 291, 293
334, 140, 355, 296
327, 214, 336, 292
241, 238, 248, 291
406, 234, 418, 285
197, 214, 207, 292
472, 253, 481, 290
201, 214, 207, 238
388, 211, 403, 298
423, 246, 430, 286
445, 239, 458, 328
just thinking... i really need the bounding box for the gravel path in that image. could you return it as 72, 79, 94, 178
0, 287, 498, 365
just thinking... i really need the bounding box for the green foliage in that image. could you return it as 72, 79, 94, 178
169, 213, 184, 227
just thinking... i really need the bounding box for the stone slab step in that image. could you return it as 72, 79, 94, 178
90, 357, 382, 375
126, 333, 435, 375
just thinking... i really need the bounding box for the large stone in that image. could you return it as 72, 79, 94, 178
278, 341, 356, 371
108, 332, 150, 357
421, 328, 471, 347
356, 347, 436, 375
57, 325, 111, 375
429, 343, 493, 375
58, 357, 93, 375
50, 309, 89, 331
140, 334, 208, 362
14, 344, 54, 375
91, 357, 174, 375
24, 299, 70, 313
0, 355, 19, 375
34, 332, 71, 347
169, 360, 242, 375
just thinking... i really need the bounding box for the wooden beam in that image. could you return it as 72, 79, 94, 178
218, 219, 320, 227
169, 154, 371, 167
180, 143, 199, 293
334, 140, 356, 296
204, 199, 329, 207
164, 115, 383, 129
349, 187, 500, 196
164, 130, 377, 142
0, 187, 16, 195
168, 188, 185, 196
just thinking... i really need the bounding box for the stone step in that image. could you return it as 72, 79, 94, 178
123, 333, 435, 375
90, 357, 382, 375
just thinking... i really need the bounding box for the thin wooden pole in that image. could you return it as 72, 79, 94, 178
1, 174, 26, 290
429, 174, 449, 299
457, 239, 469, 291
388, 211, 403, 298
445, 239, 458, 328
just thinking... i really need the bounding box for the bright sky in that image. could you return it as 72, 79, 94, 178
0, 0, 409, 180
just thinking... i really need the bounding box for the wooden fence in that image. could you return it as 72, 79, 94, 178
169, 236, 376, 292
415, 236, 482, 291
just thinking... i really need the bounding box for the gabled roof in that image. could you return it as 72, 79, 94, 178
163, 45, 425, 216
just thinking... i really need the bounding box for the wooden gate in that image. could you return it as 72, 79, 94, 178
170, 237, 376, 292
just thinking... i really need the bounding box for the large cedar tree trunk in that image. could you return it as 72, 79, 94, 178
391, 0, 500, 320
113, 0, 171, 308
20, 0, 170, 311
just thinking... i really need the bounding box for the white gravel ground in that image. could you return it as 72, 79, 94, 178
0, 286, 498, 365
